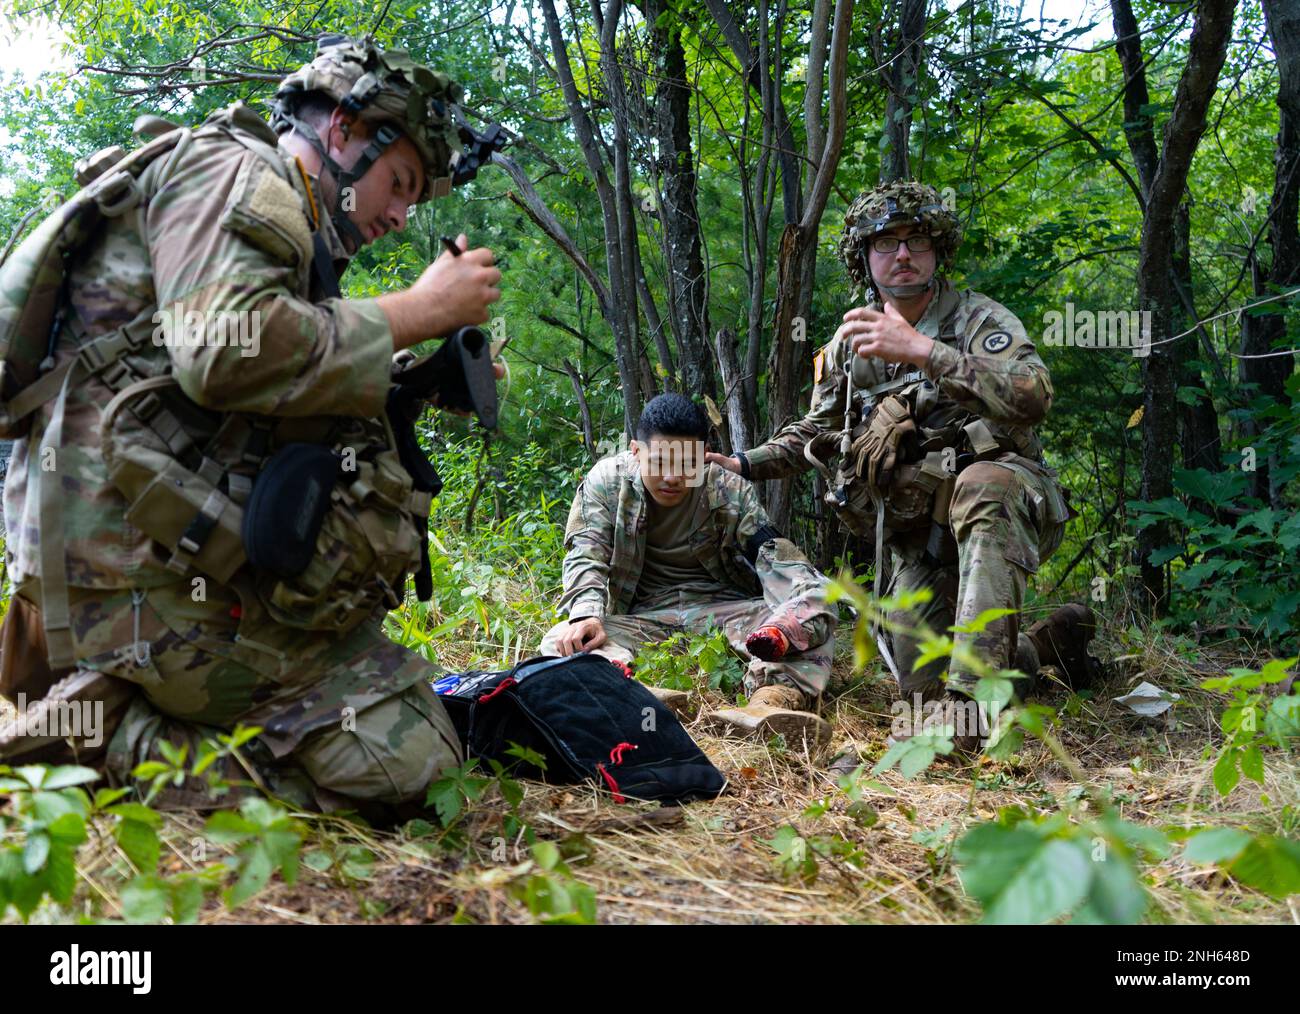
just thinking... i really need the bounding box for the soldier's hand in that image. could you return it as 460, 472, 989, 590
840, 303, 934, 367
554, 617, 607, 656
379, 233, 502, 351
705, 452, 742, 474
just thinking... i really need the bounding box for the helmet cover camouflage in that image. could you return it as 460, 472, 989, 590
839, 181, 962, 294
272, 34, 464, 201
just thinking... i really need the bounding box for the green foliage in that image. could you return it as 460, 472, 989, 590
202, 798, 305, 909
954, 808, 1163, 925
0, 765, 95, 920
131, 723, 263, 805
425, 759, 496, 829
1132, 463, 1300, 641
510, 840, 597, 924
0, 721, 316, 921
1184, 827, 1300, 900
632, 626, 745, 694
1200, 657, 1298, 796
762, 766, 889, 885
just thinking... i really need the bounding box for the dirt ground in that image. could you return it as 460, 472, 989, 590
4, 626, 1297, 925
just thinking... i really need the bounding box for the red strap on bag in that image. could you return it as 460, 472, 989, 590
477, 677, 517, 704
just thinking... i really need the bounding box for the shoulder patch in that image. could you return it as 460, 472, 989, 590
221, 156, 312, 267
981, 331, 1012, 354
813, 348, 825, 384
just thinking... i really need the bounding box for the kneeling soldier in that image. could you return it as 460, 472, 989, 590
709, 182, 1098, 748
0, 35, 503, 815
541, 395, 838, 746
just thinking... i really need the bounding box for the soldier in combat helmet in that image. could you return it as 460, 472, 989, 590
0, 35, 502, 816
708, 181, 1100, 748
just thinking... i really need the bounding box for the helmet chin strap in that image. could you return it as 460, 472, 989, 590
279, 109, 400, 253
877, 277, 934, 300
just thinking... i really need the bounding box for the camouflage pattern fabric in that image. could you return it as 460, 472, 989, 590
4, 107, 395, 590
546, 451, 836, 696
744, 279, 1052, 482
742, 280, 1069, 693
0, 108, 460, 811
886, 456, 1065, 696
839, 181, 962, 296
540, 597, 834, 698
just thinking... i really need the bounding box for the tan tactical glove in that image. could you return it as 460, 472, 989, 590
853, 394, 915, 492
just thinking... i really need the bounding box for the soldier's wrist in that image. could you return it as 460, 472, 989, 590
736, 451, 751, 480
568, 600, 606, 623
377, 290, 448, 352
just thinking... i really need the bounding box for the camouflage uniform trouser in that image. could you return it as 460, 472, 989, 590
884, 454, 1066, 699
2, 579, 462, 813
539, 592, 835, 698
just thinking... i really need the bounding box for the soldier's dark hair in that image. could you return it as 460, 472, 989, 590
636, 393, 708, 443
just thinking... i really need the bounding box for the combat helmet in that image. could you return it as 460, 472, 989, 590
839, 181, 962, 298
270, 34, 467, 250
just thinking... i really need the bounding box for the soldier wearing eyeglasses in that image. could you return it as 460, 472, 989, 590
708, 181, 1100, 752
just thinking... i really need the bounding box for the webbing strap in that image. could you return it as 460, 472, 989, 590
866, 369, 924, 399
963, 418, 1001, 458
35, 357, 83, 668
871, 490, 902, 684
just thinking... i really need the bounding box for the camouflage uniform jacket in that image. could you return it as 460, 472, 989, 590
558, 451, 829, 623
743, 279, 1054, 481
3, 103, 400, 591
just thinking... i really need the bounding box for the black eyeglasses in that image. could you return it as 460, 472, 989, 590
871, 234, 933, 254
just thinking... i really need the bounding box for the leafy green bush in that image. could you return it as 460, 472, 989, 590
632, 627, 746, 694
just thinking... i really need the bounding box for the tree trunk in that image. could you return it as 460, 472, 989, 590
1241, 0, 1300, 507
714, 327, 757, 454
762, 0, 854, 528
1125, 0, 1237, 613
647, 0, 714, 399
879, 0, 927, 182
539, 0, 644, 435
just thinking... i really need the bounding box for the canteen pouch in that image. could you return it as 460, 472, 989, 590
241, 442, 339, 578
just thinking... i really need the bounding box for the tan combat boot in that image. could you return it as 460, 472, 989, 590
1027, 603, 1102, 690
707, 684, 832, 747
646, 685, 693, 720
0, 669, 135, 766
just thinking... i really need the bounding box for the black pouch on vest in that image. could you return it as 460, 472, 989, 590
436, 654, 727, 805
242, 442, 340, 579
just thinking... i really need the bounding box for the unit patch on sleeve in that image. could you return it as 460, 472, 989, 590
981, 331, 1012, 354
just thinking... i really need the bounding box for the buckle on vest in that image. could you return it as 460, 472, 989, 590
133, 391, 162, 422
178, 507, 219, 556
94, 170, 142, 218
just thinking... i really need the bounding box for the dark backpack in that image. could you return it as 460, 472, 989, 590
434, 654, 726, 805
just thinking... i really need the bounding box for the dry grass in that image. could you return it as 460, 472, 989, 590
153, 632, 1300, 922
5, 615, 1297, 925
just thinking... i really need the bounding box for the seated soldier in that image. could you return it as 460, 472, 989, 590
540, 394, 837, 745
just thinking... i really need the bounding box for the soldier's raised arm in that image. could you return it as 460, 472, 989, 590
922, 303, 1054, 426
147, 141, 398, 419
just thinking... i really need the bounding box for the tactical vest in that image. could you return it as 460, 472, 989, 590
805, 308, 1048, 541
0, 106, 428, 667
